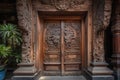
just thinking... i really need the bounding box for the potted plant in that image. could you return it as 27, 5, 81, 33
0, 45, 11, 80
0, 23, 22, 79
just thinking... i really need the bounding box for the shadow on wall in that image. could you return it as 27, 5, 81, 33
104, 25, 113, 69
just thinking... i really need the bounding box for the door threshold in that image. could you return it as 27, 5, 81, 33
43, 71, 82, 76
39, 76, 87, 80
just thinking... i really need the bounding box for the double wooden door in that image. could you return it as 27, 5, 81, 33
43, 20, 81, 75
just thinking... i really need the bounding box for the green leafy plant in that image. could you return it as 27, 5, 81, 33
0, 23, 22, 49
0, 45, 11, 80
0, 23, 22, 65
0, 45, 11, 66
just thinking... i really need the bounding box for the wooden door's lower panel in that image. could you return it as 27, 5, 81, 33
43, 71, 61, 76
44, 65, 60, 71
64, 64, 81, 71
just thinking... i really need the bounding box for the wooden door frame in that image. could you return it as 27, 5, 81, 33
35, 11, 93, 75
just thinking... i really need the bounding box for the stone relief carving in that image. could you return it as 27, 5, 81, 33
40, 0, 86, 10
93, 0, 112, 62
92, 0, 112, 62
92, 0, 105, 62
93, 36, 105, 62
16, 0, 113, 64
104, 0, 112, 28
16, 0, 33, 63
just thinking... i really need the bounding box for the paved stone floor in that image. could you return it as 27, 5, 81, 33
39, 76, 87, 80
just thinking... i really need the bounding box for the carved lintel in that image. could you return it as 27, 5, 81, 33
40, 0, 86, 11
16, 0, 33, 63
33, 0, 91, 11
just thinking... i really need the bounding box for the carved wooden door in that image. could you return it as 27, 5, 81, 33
43, 21, 81, 75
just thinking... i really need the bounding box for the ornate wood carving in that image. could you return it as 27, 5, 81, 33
16, 0, 113, 66
92, 0, 105, 62
44, 21, 81, 74
64, 21, 81, 63
16, 0, 33, 63
44, 22, 61, 63
63, 21, 81, 72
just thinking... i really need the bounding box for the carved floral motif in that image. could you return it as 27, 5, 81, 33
51, 0, 71, 10
64, 22, 80, 50
93, 0, 105, 62
45, 22, 61, 50
64, 22, 81, 63
44, 21, 81, 64
44, 22, 61, 62
16, 0, 33, 63
40, 0, 86, 10
93, 0, 112, 62
104, 0, 112, 28
16, 0, 113, 64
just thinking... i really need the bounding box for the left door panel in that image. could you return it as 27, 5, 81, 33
43, 21, 61, 75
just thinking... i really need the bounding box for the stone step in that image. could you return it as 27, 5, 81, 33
39, 76, 87, 80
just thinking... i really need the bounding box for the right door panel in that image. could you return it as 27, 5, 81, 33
63, 21, 81, 75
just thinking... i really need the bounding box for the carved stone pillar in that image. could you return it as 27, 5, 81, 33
12, 0, 39, 80
87, 0, 114, 80
111, 0, 120, 80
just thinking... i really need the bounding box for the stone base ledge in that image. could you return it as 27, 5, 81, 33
90, 75, 114, 80
84, 62, 114, 80
12, 63, 41, 80
12, 70, 40, 80
84, 69, 114, 80
13, 66, 37, 75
